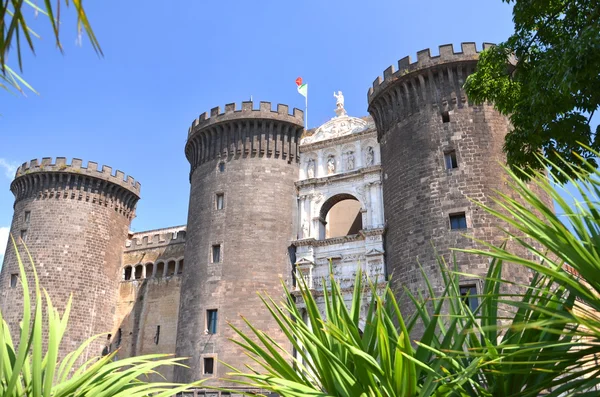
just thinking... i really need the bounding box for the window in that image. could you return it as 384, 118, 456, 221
218, 162, 225, 172
449, 213, 467, 230
444, 150, 458, 169
211, 245, 221, 263
207, 309, 218, 334
10, 273, 18, 288
20, 230, 27, 242
460, 285, 479, 312
124, 266, 132, 281
215, 193, 224, 210
177, 259, 184, 274
24, 211, 31, 224
203, 357, 214, 375
154, 325, 160, 345
441, 110, 450, 123
116, 328, 122, 347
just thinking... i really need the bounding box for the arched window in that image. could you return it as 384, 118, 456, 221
134, 265, 143, 280
166, 260, 176, 277
319, 194, 363, 239
155, 262, 165, 278
146, 262, 154, 278
177, 259, 184, 274
124, 266, 132, 281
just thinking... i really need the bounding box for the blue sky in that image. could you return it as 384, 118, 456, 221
0, 0, 534, 260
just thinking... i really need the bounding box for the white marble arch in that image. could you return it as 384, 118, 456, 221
315, 191, 365, 240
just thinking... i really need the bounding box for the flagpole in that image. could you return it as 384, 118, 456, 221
305, 94, 308, 129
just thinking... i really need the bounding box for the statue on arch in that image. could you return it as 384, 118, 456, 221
346, 151, 355, 170
333, 91, 345, 109
307, 158, 315, 178
327, 155, 336, 175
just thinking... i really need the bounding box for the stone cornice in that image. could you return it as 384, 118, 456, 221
299, 128, 377, 152
295, 165, 382, 189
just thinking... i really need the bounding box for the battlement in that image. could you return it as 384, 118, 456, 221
185, 101, 305, 171
367, 42, 494, 104
188, 101, 304, 137
15, 157, 141, 194
125, 225, 186, 251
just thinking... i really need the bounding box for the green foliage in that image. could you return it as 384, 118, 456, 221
464, 0, 600, 182
0, 239, 203, 396
222, 149, 600, 396
1, 1, 100, 95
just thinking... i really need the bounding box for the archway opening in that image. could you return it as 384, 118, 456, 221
319, 194, 362, 239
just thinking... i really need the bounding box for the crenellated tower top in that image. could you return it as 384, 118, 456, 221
367, 42, 495, 137
185, 101, 305, 176
10, 157, 140, 219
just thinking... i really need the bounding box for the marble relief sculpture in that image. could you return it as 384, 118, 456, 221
327, 155, 336, 175
366, 146, 374, 166
307, 158, 315, 178
346, 151, 355, 170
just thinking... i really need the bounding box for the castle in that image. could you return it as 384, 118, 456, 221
0, 43, 543, 395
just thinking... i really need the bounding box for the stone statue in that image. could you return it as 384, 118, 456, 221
301, 221, 309, 239
333, 91, 345, 109
346, 151, 355, 170
327, 155, 336, 175
307, 158, 315, 178
366, 146, 374, 166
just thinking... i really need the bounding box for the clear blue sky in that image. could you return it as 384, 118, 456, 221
0, 0, 524, 259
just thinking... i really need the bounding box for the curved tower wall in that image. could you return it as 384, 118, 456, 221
0, 157, 140, 357
175, 101, 304, 384
367, 43, 543, 305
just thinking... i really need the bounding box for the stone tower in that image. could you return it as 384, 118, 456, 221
175, 101, 304, 384
367, 43, 536, 305
0, 157, 140, 357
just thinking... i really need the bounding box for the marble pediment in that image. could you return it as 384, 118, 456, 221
301, 115, 371, 145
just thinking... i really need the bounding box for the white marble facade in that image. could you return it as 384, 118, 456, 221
293, 110, 386, 317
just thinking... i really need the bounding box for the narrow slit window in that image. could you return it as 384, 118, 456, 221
116, 328, 122, 347
216, 193, 224, 210
460, 285, 478, 312
203, 357, 214, 375
10, 273, 18, 288
207, 309, 218, 334
218, 162, 225, 172
20, 230, 27, 242
212, 245, 221, 263
24, 211, 31, 224
449, 213, 467, 230
444, 150, 458, 169
154, 325, 160, 345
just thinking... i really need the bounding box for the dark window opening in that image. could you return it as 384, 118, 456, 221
177, 259, 184, 274
116, 328, 122, 347
218, 162, 225, 172
444, 150, 458, 169
203, 357, 214, 375
212, 245, 221, 263
166, 260, 176, 277
20, 229, 27, 242
10, 273, 18, 288
146, 263, 154, 278
450, 213, 467, 230
216, 193, 224, 210
155, 262, 165, 278
134, 265, 143, 279
441, 111, 450, 123
124, 266, 132, 281
154, 325, 160, 345
207, 309, 218, 334
24, 211, 31, 224
460, 285, 479, 312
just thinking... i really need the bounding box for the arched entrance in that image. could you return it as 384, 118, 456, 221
319, 193, 363, 239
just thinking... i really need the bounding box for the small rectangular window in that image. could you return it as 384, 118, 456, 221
116, 328, 122, 347
212, 245, 221, 263
441, 111, 450, 123
444, 150, 458, 169
10, 273, 18, 288
460, 285, 478, 312
24, 211, 31, 224
218, 162, 225, 172
216, 193, 224, 210
20, 230, 27, 242
449, 213, 467, 230
203, 357, 214, 375
207, 309, 218, 334
154, 325, 160, 345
